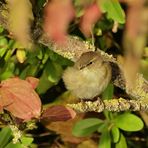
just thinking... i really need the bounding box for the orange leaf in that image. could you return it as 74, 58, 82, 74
0, 77, 41, 121
44, 0, 75, 43
80, 3, 102, 37
43, 114, 86, 143
26, 77, 39, 89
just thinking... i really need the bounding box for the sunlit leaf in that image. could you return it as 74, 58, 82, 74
99, 0, 125, 24
0, 127, 12, 148
102, 83, 114, 100
0, 37, 8, 57
72, 118, 103, 137
114, 113, 144, 131
111, 126, 120, 143
97, 122, 108, 133
5, 142, 22, 148
20, 136, 33, 146
99, 130, 111, 148
115, 133, 127, 148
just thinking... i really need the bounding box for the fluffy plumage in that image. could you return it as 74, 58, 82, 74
62, 51, 111, 99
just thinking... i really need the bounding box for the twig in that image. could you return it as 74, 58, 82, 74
67, 98, 148, 113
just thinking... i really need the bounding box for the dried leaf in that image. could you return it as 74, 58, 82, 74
43, 114, 86, 143
0, 77, 41, 121
80, 3, 102, 37
41, 105, 76, 122
7, 0, 33, 47
44, 0, 75, 43
77, 139, 97, 148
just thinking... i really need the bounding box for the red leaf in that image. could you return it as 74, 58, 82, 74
80, 3, 102, 37
0, 77, 41, 121
41, 105, 76, 122
44, 0, 75, 43
126, 3, 141, 39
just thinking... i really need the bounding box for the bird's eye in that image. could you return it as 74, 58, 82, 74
78, 60, 94, 70
86, 61, 93, 67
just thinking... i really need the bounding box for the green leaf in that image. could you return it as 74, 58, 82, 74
37, 60, 63, 94
37, 70, 54, 94
37, 49, 43, 60
102, 83, 114, 100
49, 50, 73, 66
99, 131, 111, 148
25, 64, 39, 76
95, 18, 113, 32
0, 25, 4, 33
0, 127, 12, 148
20, 136, 33, 146
0, 37, 8, 57
46, 61, 63, 83
37, 0, 47, 10
114, 113, 144, 131
5, 142, 23, 148
72, 118, 103, 137
97, 122, 108, 133
111, 126, 120, 143
19, 66, 30, 79
0, 62, 15, 80
115, 133, 127, 148
99, 0, 125, 24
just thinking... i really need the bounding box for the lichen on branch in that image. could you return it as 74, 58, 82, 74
67, 98, 148, 113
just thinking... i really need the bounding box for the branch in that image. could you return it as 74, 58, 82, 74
67, 98, 148, 113
39, 35, 96, 62
40, 36, 148, 101
0, 2, 8, 29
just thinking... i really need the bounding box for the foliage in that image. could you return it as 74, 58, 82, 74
72, 84, 144, 147
0, 127, 34, 148
0, 0, 148, 147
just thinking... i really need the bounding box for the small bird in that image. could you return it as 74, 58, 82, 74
62, 51, 111, 99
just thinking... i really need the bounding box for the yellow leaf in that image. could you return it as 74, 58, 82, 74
16, 49, 26, 63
